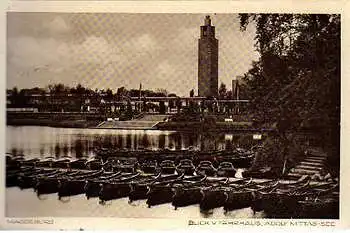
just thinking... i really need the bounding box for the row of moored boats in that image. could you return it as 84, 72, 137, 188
6, 162, 339, 218
6, 154, 247, 178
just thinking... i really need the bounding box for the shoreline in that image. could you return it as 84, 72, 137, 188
7, 119, 271, 133
6, 119, 100, 129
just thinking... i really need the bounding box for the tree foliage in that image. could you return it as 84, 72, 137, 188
218, 82, 227, 99
240, 14, 340, 158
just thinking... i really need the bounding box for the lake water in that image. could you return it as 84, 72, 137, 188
6, 126, 258, 158
6, 126, 263, 218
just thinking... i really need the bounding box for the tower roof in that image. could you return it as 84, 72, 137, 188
205, 15, 211, 26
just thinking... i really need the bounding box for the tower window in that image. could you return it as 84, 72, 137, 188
203, 28, 207, 36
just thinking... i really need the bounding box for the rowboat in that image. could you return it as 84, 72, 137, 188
129, 173, 183, 203
242, 167, 278, 179
58, 170, 105, 199
293, 182, 339, 219
94, 147, 257, 168
223, 179, 272, 212
199, 178, 252, 211
6, 167, 41, 187
21, 158, 40, 167
140, 160, 158, 174
52, 156, 74, 169
146, 173, 185, 207
171, 175, 207, 209
195, 161, 217, 177
18, 169, 59, 189
84, 171, 123, 199
36, 156, 56, 168
98, 173, 143, 203
176, 159, 196, 176
257, 179, 312, 218
36, 170, 84, 196
250, 176, 310, 214
199, 185, 229, 212
159, 160, 176, 174
85, 158, 103, 170
146, 184, 175, 208
6, 155, 21, 170
69, 158, 89, 170
217, 162, 236, 177
295, 193, 339, 219
113, 159, 137, 173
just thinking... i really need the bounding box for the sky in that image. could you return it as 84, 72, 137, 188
7, 13, 259, 97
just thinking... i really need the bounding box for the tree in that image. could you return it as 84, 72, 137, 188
125, 100, 133, 120
8, 87, 18, 106
159, 101, 166, 114
218, 82, 227, 99
176, 97, 182, 113
106, 88, 113, 101
239, 13, 340, 171
155, 88, 168, 97
226, 90, 233, 100
116, 87, 126, 101
190, 89, 194, 97
48, 83, 69, 95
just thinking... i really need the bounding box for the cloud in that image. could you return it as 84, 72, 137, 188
7, 13, 259, 97
7, 35, 120, 89
8, 36, 69, 69
74, 36, 118, 65
43, 16, 71, 34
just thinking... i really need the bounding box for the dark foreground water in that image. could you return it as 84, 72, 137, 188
6, 126, 262, 218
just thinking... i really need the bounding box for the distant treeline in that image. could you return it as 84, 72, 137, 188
7, 84, 172, 103
6, 84, 174, 115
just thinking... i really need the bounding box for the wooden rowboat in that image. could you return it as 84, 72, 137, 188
196, 161, 217, 177
140, 160, 158, 174
58, 170, 105, 199
171, 175, 207, 209
83, 171, 123, 199
18, 169, 59, 189
176, 159, 196, 176
129, 173, 184, 203
36, 170, 85, 196
98, 173, 143, 203
159, 160, 176, 174
146, 174, 185, 207
6, 167, 42, 187
217, 162, 236, 177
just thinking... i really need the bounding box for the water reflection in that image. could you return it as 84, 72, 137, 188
7, 126, 258, 158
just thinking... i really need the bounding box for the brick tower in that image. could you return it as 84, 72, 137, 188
198, 15, 218, 97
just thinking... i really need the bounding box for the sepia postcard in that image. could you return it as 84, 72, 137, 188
1, 0, 349, 230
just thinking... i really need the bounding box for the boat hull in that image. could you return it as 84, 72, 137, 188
160, 167, 176, 174
84, 181, 102, 199
129, 184, 150, 202
146, 185, 175, 207
224, 191, 254, 211
36, 178, 59, 195
172, 186, 202, 208
99, 183, 132, 202
200, 189, 228, 211
295, 199, 339, 219
58, 180, 86, 198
